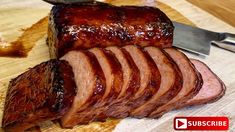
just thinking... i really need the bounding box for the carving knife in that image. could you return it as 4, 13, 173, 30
173, 21, 235, 55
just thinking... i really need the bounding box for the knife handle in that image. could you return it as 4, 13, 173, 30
211, 33, 235, 53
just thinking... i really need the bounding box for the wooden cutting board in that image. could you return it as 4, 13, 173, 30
0, 0, 235, 131
186, 0, 235, 27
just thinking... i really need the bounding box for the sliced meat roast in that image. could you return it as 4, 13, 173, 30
131, 47, 182, 118
89, 48, 123, 121
2, 46, 226, 132
117, 45, 161, 117
177, 59, 226, 108
149, 48, 203, 118
60, 51, 106, 128
104, 46, 141, 118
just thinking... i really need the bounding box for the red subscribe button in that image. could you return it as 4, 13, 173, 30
174, 117, 229, 130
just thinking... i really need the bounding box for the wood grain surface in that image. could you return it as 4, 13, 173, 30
0, 0, 235, 132
187, 0, 235, 27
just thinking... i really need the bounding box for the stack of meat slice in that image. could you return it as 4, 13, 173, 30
2, 46, 225, 131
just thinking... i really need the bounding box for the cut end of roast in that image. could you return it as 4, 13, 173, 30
2, 60, 76, 131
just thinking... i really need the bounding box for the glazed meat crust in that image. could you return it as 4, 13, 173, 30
48, 2, 174, 58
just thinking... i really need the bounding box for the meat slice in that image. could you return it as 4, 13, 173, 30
88, 48, 123, 121
178, 59, 225, 107
60, 51, 106, 128
104, 46, 140, 118
149, 48, 202, 118
131, 47, 182, 118
115, 45, 161, 118
48, 2, 174, 58
2, 60, 76, 132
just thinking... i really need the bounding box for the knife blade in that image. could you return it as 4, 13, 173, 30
173, 21, 235, 55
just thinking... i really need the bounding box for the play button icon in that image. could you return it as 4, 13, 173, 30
178, 120, 185, 127
175, 118, 187, 129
